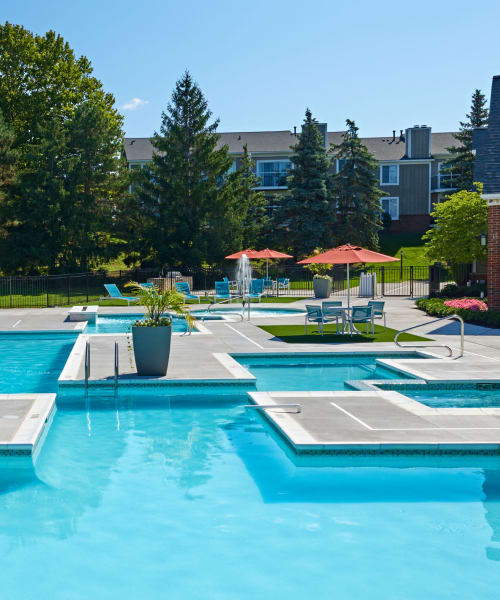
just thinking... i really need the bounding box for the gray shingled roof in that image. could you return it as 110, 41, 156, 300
124, 130, 458, 162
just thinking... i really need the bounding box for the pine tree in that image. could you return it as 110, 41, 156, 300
0, 109, 17, 201
279, 108, 333, 259
444, 89, 489, 191
330, 119, 383, 250
132, 71, 247, 268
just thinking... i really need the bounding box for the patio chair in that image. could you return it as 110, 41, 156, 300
175, 281, 201, 303
263, 278, 274, 295
277, 277, 290, 292
213, 281, 232, 303
223, 276, 238, 293
348, 305, 374, 336
305, 304, 324, 335
247, 279, 264, 302
100, 283, 138, 306
322, 301, 344, 334
368, 300, 386, 329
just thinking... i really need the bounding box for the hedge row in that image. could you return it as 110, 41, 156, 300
415, 297, 500, 329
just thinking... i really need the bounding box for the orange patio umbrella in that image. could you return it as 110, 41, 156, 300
225, 248, 262, 259
298, 244, 399, 307
226, 248, 292, 278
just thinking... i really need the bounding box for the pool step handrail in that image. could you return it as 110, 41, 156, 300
207, 296, 246, 321
244, 403, 302, 413
114, 341, 119, 388
84, 340, 90, 388
393, 314, 464, 359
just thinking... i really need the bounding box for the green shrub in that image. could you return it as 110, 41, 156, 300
416, 297, 500, 328
436, 283, 485, 298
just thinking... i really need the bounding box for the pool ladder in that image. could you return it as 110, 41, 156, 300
244, 403, 302, 413
394, 314, 464, 359
84, 340, 119, 389
207, 295, 248, 321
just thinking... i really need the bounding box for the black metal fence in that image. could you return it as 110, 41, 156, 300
0, 263, 470, 308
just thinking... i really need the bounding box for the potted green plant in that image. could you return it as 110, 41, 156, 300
304, 255, 333, 298
125, 282, 193, 376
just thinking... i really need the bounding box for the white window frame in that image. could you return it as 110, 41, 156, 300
437, 161, 453, 189
256, 159, 291, 189
380, 163, 399, 186
336, 158, 345, 173
381, 196, 399, 221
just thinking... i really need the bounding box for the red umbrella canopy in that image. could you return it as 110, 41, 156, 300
297, 244, 399, 265
253, 248, 293, 259
225, 248, 261, 259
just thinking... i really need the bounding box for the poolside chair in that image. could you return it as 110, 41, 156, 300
100, 283, 138, 306
367, 300, 386, 329
277, 277, 290, 292
247, 279, 264, 302
263, 278, 274, 296
348, 305, 374, 336
322, 301, 345, 334
223, 276, 238, 293
175, 281, 201, 303
213, 281, 232, 303
305, 304, 324, 335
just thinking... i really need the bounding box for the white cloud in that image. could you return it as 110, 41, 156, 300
122, 97, 149, 111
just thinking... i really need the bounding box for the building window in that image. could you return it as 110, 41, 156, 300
336, 158, 345, 172
438, 162, 454, 189
381, 197, 399, 221
256, 160, 291, 188
228, 161, 236, 174
380, 164, 399, 185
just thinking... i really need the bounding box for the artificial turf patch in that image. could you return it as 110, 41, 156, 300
258, 323, 431, 344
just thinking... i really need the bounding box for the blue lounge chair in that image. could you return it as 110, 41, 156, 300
277, 277, 290, 292
175, 281, 201, 303
101, 283, 138, 306
322, 301, 345, 334
349, 306, 374, 335
305, 304, 324, 335
247, 279, 264, 302
263, 278, 274, 295
213, 281, 232, 303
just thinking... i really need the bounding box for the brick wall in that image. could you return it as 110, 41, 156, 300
488, 204, 500, 310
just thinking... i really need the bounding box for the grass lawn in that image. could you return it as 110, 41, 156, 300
258, 323, 431, 344
375, 232, 431, 267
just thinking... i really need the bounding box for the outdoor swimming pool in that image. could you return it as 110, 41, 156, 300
84, 314, 191, 334
1, 394, 499, 599
234, 353, 416, 391
0, 333, 77, 393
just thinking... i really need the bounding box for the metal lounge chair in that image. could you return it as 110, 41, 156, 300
349, 305, 374, 335
322, 301, 344, 334
305, 304, 324, 335
277, 277, 290, 292
247, 279, 264, 302
100, 283, 138, 306
367, 300, 386, 329
213, 281, 232, 303
175, 281, 201, 303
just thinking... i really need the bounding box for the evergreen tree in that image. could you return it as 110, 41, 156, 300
132, 72, 249, 268
279, 108, 333, 259
444, 89, 489, 191
330, 119, 383, 250
0, 110, 17, 201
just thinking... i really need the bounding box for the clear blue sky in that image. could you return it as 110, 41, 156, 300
4, 0, 500, 137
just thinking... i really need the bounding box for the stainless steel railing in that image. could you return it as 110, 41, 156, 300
84, 340, 90, 389
114, 341, 119, 388
394, 314, 465, 359
244, 403, 302, 413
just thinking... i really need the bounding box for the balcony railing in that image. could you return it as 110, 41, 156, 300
431, 174, 456, 191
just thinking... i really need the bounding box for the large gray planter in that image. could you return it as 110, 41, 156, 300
132, 325, 172, 376
313, 277, 332, 298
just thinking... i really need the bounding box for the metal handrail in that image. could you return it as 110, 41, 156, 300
207, 295, 246, 321
114, 341, 119, 388
394, 314, 464, 359
244, 403, 302, 413
84, 340, 90, 388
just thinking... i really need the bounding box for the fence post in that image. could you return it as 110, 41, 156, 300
381, 266, 385, 296
86, 273, 89, 303
410, 266, 414, 298
9, 277, 12, 308
67, 275, 70, 305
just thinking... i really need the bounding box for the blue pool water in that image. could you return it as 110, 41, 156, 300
1, 395, 499, 599
0, 333, 76, 393
191, 306, 305, 319
403, 386, 500, 408
235, 353, 414, 390
84, 314, 190, 334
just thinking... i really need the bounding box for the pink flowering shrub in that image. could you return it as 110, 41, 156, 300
444, 298, 488, 312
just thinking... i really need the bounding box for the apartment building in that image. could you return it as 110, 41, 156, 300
124, 124, 458, 233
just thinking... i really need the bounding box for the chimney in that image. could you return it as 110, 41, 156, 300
293, 126, 297, 135
482, 75, 500, 195
392, 130, 396, 142
399, 129, 404, 141
406, 125, 431, 158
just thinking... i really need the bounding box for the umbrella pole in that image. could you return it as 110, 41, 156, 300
266, 259, 269, 279
347, 263, 350, 309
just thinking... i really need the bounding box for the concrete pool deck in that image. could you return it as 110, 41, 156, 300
2, 298, 500, 453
